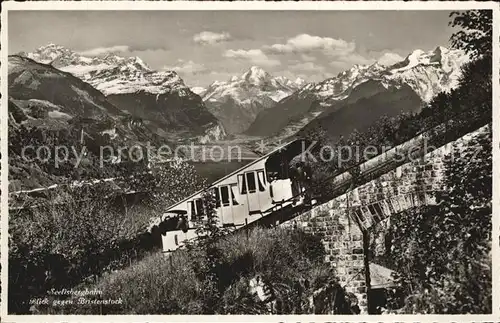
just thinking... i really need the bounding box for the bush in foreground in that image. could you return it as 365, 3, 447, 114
43, 227, 358, 315
9, 160, 206, 314
387, 126, 492, 314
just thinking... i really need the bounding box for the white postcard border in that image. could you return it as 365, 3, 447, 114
1, 1, 499, 322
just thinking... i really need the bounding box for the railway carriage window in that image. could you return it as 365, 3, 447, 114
361, 207, 371, 219
214, 188, 221, 208
220, 186, 230, 206
189, 201, 195, 217
373, 203, 384, 219
354, 209, 365, 222
230, 184, 239, 205
246, 172, 256, 193
238, 174, 247, 194
195, 199, 204, 216
386, 199, 396, 214
368, 204, 381, 222
390, 198, 401, 212
257, 170, 266, 192
190, 198, 205, 221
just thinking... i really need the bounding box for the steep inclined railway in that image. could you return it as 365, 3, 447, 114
156, 120, 483, 252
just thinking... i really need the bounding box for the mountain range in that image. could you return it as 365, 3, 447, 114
244, 46, 469, 141
19, 44, 225, 143
8, 55, 142, 142
8, 55, 164, 189
15, 44, 469, 146
9, 43, 470, 189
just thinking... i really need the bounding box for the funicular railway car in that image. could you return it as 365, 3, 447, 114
149, 121, 455, 253
149, 139, 313, 253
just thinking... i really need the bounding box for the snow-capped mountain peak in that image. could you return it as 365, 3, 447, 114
388, 46, 462, 73
294, 77, 307, 87
299, 61, 386, 100
17, 44, 226, 143
384, 46, 470, 101
22, 43, 77, 65
389, 49, 437, 73
241, 66, 271, 85
191, 86, 206, 96
127, 56, 151, 71
203, 66, 307, 104
21, 43, 187, 95
299, 46, 469, 103
368, 62, 386, 70
201, 66, 309, 134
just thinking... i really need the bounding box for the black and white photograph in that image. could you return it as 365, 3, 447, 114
2, 2, 497, 318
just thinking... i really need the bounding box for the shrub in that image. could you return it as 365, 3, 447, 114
130, 160, 207, 214
9, 158, 208, 314
43, 226, 356, 315
387, 128, 492, 314
9, 183, 143, 313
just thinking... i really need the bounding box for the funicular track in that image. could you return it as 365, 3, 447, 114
243, 119, 490, 231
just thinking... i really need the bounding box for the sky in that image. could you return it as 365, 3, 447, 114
9, 10, 458, 87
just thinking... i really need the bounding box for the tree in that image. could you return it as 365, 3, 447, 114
9, 183, 128, 313
388, 128, 491, 314
374, 10, 493, 314
449, 10, 493, 60
131, 159, 206, 214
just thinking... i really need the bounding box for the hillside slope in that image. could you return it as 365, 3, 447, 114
8, 55, 168, 190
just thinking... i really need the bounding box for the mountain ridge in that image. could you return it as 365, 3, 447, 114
20, 44, 226, 142
21, 43, 188, 95
246, 46, 469, 139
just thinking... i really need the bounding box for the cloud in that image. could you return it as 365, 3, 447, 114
377, 52, 404, 66
193, 31, 231, 45
329, 52, 377, 71
129, 44, 169, 52
78, 45, 130, 56
290, 62, 325, 73
342, 53, 375, 65
266, 34, 355, 57
224, 49, 281, 67
300, 54, 317, 62
163, 60, 208, 75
